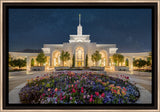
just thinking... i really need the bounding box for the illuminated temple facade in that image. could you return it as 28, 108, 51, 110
42, 14, 118, 68
9, 15, 151, 72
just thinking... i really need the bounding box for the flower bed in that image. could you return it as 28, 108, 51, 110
19, 71, 140, 104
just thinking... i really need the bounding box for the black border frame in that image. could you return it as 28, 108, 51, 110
3, 3, 158, 110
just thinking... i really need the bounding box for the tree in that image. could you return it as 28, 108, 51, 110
147, 52, 152, 66
72, 54, 75, 67
36, 52, 47, 66
85, 54, 88, 67
91, 51, 101, 66
60, 50, 70, 66
112, 53, 124, 66
125, 59, 129, 66
10, 58, 26, 69
9, 53, 12, 66
133, 59, 146, 69
31, 58, 34, 66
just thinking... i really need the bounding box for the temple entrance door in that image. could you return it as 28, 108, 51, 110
77, 61, 82, 67
75, 47, 84, 67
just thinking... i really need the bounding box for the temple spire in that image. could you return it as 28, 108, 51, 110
77, 14, 82, 35
79, 14, 81, 25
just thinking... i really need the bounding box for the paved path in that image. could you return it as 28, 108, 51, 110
107, 71, 152, 93
9, 71, 49, 92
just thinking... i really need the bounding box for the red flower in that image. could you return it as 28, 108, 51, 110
90, 95, 93, 98
123, 87, 127, 91
101, 93, 105, 98
126, 76, 129, 80
72, 88, 76, 93
81, 87, 84, 90
95, 92, 99, 96
81, 89, 84, 93
113, 89, 117, 93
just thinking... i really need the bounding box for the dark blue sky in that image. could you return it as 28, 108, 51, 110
9, 8, 152, 53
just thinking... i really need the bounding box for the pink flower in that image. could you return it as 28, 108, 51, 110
101, 93, 105, 98
81, 87, 84, 90
63, 96, 66, 99
90, 95, 93, 98
89, 98, 93, 102
95, 92, 99, 96
42, 93, 45, 96
48, 88, 51, 91
70, 97, 72, 100
72, 88, 76, 93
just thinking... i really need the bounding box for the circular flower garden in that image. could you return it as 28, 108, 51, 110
19, 71, 140, 104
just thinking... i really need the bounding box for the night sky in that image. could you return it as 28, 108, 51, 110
9, 8, 152, 53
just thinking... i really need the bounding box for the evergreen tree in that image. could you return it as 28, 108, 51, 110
31, 58, 34, 66
85, 54, 88, 67
36, 52, 47, 66
72, 54, 75, 67
91, 51, 101, 66
60, 50, 70, 66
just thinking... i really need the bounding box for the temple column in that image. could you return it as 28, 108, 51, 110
129, 56, 133, 74
107, 52, 109, 67
26, 56, 31, 74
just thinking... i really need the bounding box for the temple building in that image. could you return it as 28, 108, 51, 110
9, 14, 151, 72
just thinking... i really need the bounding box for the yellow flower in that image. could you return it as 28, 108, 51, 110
109, 84, 114, 88
121, 90, 126, 96
117, 89, 121, 95
55, 88, 58, 92
116, 86, 121, 89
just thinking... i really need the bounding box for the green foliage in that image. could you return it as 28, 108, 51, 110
8, 53, 12, 66
147, 52, 152, 66
125, 59, 129, 66
31, 58, 34, 66
60, 50, 71, 66
10, 58, 26, 69
112, 53, 124, 66
85, 54, 88, 67
45, 83, 51, 88
72, 54, 75, 67
36, 52, 47, 66
133, 59, 147, 69
91, 51, 101, 66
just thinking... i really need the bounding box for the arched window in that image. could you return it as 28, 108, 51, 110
99, 51, 107, 67
52, 51, 61, 67
75, 47, 84, 67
